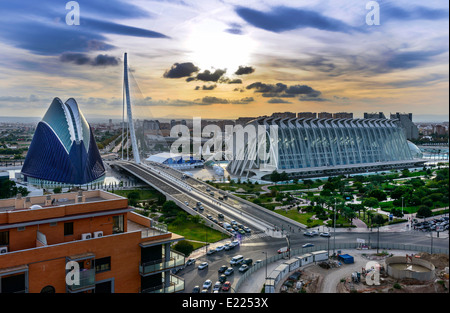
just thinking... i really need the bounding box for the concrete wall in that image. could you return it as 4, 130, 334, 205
385, 256, 435, 281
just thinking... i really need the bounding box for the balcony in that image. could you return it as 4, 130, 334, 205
139, 250, 185, 276
141, 274, 185, 293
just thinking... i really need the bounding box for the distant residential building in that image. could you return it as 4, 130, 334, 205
271, 112, 296, 119
333, 112, 353, 119
235, 117, 256, 125
390, 113, 419, 140
318, 112, 333, 119
297, 112, 317, 119
434, 124, 448, 135
364, 112, 386, 119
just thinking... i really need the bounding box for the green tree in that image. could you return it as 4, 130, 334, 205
127, 191, 140, 206
416, 206, 432, 218
362, 197, 379, 209
173, 240, 194, 256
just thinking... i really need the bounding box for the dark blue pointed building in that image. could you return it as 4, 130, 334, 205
21, 98, 105, 186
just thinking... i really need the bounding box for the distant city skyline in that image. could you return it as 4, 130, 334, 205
0, 0, 448, 122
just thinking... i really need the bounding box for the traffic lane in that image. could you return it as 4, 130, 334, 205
182, 246, 248, 293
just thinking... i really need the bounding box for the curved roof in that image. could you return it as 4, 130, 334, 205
22, 98, 105, 185
42, 97, 90, 153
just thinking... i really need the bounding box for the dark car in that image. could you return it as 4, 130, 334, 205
192, 286, 200, 293
242, 258, 253, 266
218, 274, 227, 283
218, 265, 228, 273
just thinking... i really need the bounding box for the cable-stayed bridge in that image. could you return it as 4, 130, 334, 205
111, 53, 306, 239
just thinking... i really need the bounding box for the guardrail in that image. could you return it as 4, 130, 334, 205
234, 242, 449, 292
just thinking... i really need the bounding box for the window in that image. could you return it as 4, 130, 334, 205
95, 257, 111, 273
64, 222, 74, 236
112, 215, 124, 234
0, 231, 9, 246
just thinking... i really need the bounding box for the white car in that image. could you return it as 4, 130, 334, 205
198, 262, 209, 270
215, 245, 224, 252
203, 280, 212, 290
213, 281, 221, 292
320, 232, 331, 237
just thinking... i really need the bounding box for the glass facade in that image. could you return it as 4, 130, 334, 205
228, 117, 415, 176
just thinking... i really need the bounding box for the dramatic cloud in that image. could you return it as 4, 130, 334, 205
246, 82, 322, 99
200, 96, 254, 104
195, 85, 217, 90
194, 69, 227, 82
0, 0, 167, 56
228, 79, 243, 84
382, 3, 449, 21
60, 53, 120, 66
235, 66, 255, 75
225, 23, 244, 35
164, 62, 200, 78
235, 6, 358, 33
267, 98, 292, 104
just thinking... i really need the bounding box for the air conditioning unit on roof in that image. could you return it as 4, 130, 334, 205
93, 231, 103, 238
81, 233, 92, 240
0, 246, 8, 254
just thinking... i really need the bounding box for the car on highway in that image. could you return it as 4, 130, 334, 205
302, 243, 314, 248
218, 213, 224, 219
304, 231, 314, 237
215, 245, 224, 252
320, 232, 331, 237
207, 214, 213, 220
192, 285, 200, 293
311, 230, 319, 236
230, 255, 244, 265
213, 281, 222, 292
238, 229, 246, 235
218, 274, 227, 283
242, 258, 253, 266
203, 280, 212, 290
224, 243, 231, 251
243, 227, 252, 233
184, 201, 189, 206
201, 289, 209, 293
218, 265, 228, 273
222, 281, 231, 292
198, 262, 209, 270
231, 240, 240, 247
186, 258, 196, 266
239, 264, 249, 273
224, 267, 234, 276
230, 220, 237, 225
207, 249, 216, 255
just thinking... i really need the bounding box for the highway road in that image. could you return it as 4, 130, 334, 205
180, 230, 449, 293
113, 161, 297, 237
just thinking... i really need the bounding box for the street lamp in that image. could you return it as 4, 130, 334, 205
333, 198, 337, 256
402, 196, 404, 216
261, 251, 268, 279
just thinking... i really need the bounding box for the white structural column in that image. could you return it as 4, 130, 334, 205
123, 53, 141, 164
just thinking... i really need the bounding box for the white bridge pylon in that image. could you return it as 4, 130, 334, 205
122, 52, 141, 164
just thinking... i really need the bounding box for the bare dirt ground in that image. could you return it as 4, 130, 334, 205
278, 251, 449, 293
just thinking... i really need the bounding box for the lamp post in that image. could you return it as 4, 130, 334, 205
333, 198, 337, 256
262, 251, 268, 279
402, 196, 404, 216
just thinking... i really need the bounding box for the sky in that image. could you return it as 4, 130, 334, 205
0, 0, 448, 122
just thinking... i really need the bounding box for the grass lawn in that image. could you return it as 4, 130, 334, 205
213, 182, 264, 193
268, 182, 322, 192
168, 220, 229, 243
274, 209, 323, 228
113, 188, 160, 200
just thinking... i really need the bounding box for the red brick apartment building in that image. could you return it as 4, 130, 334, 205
0, 190, 185, 293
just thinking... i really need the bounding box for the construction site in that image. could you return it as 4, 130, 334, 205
278, 250, 449, 293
